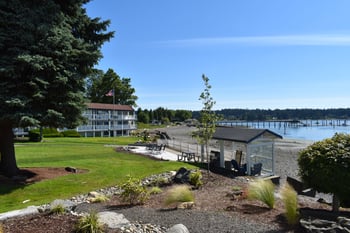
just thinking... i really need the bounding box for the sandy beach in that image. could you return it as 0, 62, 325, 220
157, 125, 314, 180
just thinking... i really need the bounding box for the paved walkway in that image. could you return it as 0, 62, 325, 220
128, 146, 180, 161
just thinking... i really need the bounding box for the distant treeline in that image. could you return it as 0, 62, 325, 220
138, 107, 350, 124
205, 108, 350, 121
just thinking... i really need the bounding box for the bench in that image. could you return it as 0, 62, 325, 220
178, 151, 198, 162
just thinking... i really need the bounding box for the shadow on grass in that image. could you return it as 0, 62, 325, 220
0, 169, 36, 194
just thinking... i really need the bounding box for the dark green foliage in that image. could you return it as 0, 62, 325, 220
28, 131, 41, 142
62, 130, 81, 137
86, 68, 138, 106
28, 128, 80, 140
192, 108, 350, 121
0, 0, 114, 129
136, 107, 192, 124
29, 128, 62, 139
298, 133, 350, 208
0, 0, 113, 176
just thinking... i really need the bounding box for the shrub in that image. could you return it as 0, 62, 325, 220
62, 130, 81, 137
298, 133, 350, 211
247, 179, 275, 209
164, 185, 194, 206
149, 186, 162, 195
189, 170, 203, 188
120, 175, 149, 205
28, 130, 41, 142
280, 182, 299, 225
75, 211, 104, 233
232, 185, 242, 192
29, 128, 63, 141
148, 176, 170, 187
89, 195, 109, 203
50, 204, 65, 214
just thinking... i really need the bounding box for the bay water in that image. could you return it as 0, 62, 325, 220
219, 120, 350, 142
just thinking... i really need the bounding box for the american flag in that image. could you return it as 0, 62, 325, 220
105, 89, 114, 96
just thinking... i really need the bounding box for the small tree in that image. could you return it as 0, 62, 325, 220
298, 133, 350, 212
196, 74, 220, 172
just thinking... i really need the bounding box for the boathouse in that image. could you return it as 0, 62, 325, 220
212, 126, 283, 176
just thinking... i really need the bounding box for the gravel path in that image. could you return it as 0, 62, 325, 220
116, 207, 282, 233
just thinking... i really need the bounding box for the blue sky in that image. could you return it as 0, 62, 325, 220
85, 0, 350, 110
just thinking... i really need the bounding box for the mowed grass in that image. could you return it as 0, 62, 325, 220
0, 137, 194, 213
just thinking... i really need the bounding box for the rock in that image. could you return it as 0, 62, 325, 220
88, 191, 101, 198
97, 211, 130, 229
0, 206, 39, 221
65, 166, 77, 173
51, 199, 75, 211
173, 167, 191, 184
166, 224, 189, 233
177, 202, 195, 209
300, 217, 350, 233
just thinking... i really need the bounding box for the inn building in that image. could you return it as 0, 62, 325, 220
76, 103, 137, 137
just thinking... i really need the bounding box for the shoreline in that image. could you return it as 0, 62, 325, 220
158, 125, 313, 179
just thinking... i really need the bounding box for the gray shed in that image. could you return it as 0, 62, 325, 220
212, 126, 283, 176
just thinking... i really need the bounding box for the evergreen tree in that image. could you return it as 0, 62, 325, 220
87, 68, 138, 106
0, 0, 114, 177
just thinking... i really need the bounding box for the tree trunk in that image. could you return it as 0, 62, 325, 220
0, 120, 19, 177
332, 194, 340, 212
205, 143, 210, 176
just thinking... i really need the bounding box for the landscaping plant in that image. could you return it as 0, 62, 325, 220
280, 182, 299, 225
120, 175, 149, 205
247, 179, 275, 209
89, 195, 110, 203
298, 133, 350, 211
149, 186, 163, 195
75, 211, 104, 233
50, 204, 65, 215
164, 185, 195, 206
189, 170, 203, 188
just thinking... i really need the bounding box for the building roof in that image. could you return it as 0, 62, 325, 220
86, 103, 134, 111
212, 126, 282, 143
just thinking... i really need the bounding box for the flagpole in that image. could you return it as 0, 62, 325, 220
113, 88, 115, 105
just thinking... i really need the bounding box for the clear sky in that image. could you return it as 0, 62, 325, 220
85, 0, 350, 111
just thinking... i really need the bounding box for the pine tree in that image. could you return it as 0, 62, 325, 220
0, 0, 114, 177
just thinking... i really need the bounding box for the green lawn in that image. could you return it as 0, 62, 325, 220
0, 137, 195, 213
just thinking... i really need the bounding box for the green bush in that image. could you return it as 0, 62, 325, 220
75, 211, 104, 233
164, 185, 194, 206
29, 128, 63, 140
298, 133, 350, 210
149, 186, 162, 195
89, 195, 109, 203
50, 204, 65, 214
189, 170, 203, 188
247, 179, 275, 209
28, 130, 41, 142
280, 183, 299, 225
62, 130, 81, 137
119, 175, 149, 205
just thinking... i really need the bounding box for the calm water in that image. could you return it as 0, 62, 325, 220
219, 120, 350, 142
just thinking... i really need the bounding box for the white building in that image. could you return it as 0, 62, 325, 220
77, 103, 137, 137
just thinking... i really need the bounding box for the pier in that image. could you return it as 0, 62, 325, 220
218, 119, 349, 129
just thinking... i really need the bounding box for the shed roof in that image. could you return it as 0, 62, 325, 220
213, 126, 282, 143
86, 103, 134, 111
